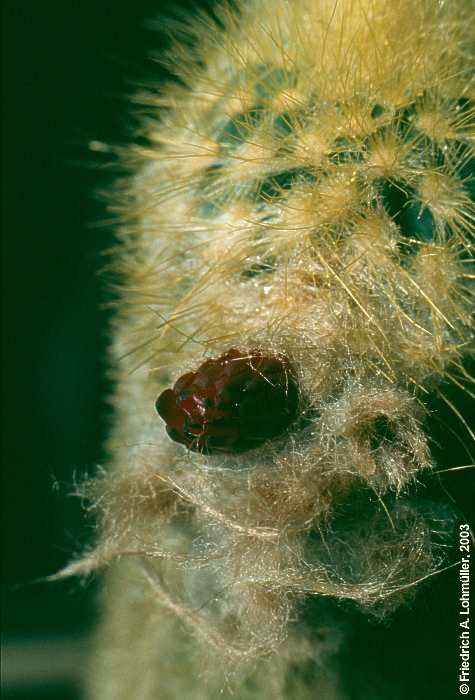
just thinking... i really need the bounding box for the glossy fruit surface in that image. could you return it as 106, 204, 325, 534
156, 349, 299, 453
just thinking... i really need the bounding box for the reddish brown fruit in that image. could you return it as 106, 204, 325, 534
155, 349, 299, 454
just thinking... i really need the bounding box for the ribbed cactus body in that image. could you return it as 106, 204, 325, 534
77, 1, 473, 698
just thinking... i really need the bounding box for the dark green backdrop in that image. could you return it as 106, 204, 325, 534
2, 2, 213, 698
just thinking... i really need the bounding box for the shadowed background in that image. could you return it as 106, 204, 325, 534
2, 2, 213, 698
2, 2, 473, 699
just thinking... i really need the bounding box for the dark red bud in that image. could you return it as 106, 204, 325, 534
155, 349, 299, 454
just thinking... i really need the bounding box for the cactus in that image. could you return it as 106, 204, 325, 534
65, 1, 474, 697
